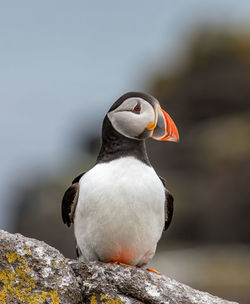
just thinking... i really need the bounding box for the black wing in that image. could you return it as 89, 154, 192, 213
61, 173, 85, 227
159, 176, 174, 230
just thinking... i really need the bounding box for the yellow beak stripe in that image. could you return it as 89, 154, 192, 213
147, 104, 159, 130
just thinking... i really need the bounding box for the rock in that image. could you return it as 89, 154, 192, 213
0, 230, 238, 304
72, 261, 238, 304
0, 230, 81, 304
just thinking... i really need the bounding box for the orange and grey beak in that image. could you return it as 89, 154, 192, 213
147, 105, 179, 142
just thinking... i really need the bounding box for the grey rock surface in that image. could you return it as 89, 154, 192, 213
72, 261, 238, 304
0, 229, 81, 304
0, 230, 238, 304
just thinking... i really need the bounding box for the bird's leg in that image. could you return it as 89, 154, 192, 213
119, 262, 136, 268
108, 261, 136, 268
108, 261, 159, 273
146, 267, 160, 274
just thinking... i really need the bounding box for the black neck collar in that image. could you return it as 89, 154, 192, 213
96, 115, 151, 166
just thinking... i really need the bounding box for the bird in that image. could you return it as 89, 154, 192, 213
61, 92, 179, 268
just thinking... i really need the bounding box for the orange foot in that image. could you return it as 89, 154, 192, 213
108, 261, 136, 268
108, 262, 159, 273
146, 268, 160, 274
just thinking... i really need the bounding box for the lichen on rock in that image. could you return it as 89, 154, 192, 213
0, 230, 239, 304
0, 230, 81, 304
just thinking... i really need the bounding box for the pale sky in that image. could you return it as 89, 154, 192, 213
1, 0, 250, 229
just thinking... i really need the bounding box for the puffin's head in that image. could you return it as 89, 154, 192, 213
107, 92, 179, 142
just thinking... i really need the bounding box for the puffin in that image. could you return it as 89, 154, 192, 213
62, 92, 179, 268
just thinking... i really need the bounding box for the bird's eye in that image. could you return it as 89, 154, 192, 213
132, 103, 141, 114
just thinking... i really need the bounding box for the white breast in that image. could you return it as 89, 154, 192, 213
74, 156, 165, 266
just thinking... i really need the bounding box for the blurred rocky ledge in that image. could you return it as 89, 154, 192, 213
0, 230, 238, 304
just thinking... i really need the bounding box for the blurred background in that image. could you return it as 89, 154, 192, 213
1, 1, 250, 303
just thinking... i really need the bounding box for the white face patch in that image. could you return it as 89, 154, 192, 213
107, 97, 155, 139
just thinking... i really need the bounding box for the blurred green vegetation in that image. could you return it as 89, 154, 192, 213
12, 26, 250, 304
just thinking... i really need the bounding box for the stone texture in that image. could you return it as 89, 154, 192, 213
0, 230, 81, 304
0, 230, 238, 304
72, 261, 238, 304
